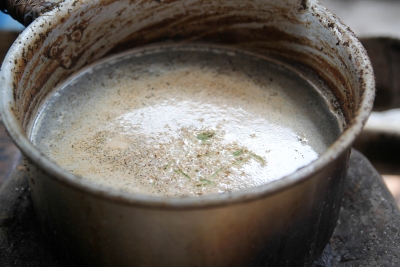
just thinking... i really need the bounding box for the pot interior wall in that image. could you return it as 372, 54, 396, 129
5, 0, 368, 132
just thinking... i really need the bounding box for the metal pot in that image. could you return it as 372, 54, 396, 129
0, 0, 374, 266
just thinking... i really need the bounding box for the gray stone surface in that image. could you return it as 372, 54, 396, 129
311, 150, 400, 267
0, 150, 399, 266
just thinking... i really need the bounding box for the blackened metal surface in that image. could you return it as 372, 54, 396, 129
0, 150, 399, 267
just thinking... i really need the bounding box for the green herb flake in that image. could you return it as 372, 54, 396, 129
196, 178, 213, 186
174, 169, 191, 180
249, 152, 266, 166
163, 163, 171, 170
232, 156, 250, 166
197, 132, 215, 141
200, 178, 213, 184
210, 167, 224, 178
232, 149, 243, 157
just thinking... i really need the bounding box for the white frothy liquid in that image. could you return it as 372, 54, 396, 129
30, 45, 343, 197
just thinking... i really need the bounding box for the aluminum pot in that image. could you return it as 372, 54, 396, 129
0, 0, 374, 266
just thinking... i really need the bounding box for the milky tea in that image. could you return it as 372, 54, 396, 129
30, 45, 343, 197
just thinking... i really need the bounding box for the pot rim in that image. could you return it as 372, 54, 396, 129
0, 0, 375, 209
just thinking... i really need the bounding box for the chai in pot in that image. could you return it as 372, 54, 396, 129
29, 45, 344, 197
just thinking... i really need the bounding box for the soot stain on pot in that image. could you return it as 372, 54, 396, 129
151, 0, 181, 4
70, 29, 83, 42
105, 0, 305, 53
42, 20, 90, 70
19, 60, 62, 118
312, 9, 366, 60
66, 20, 90, 42
10, 26, 57, 121
299, 0, 308, 11
107, 20, 306, 56
309, 9, 368, 120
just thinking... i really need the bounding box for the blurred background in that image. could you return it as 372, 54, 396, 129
0, 10, 24, 32
1, 0, 400, 204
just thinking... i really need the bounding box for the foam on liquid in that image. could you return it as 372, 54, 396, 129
30, 45, 343, 197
